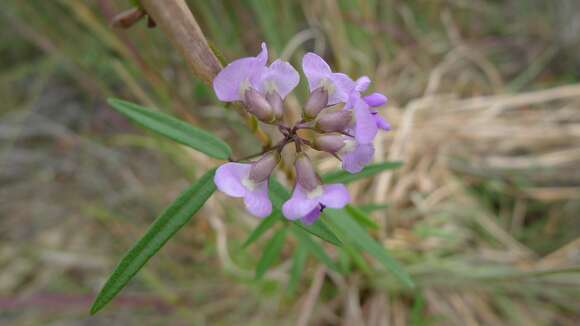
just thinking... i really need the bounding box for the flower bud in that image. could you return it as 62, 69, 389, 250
316, 110, 352, 132
295, 153, 321, 191
249, 151, 280, 183
266, 91, 284, 121
244, 88, 274, 122
313, 134, 346, 153
304, 87, 329, 119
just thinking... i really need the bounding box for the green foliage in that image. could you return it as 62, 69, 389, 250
290, 224, 339, 272
321, 161, 402, 184
255, 227, 287, 279
90, 168, 217, 314
325, 208, 415, 288
345, 205, 379, 229
242, 212, 281, 248
108, 98, 232, 160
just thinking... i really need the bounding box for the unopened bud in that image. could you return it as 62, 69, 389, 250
266, 91, 284, 121
112, 8, 146, 29
314, 134, 346, 153
249, 151, 280, 183
244, 88, 274, 122
304, 88, 329, 119
316, 110, 352, 132
295, 153, 321, 191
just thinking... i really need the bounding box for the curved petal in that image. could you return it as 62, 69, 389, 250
354, 76, 371, 92
214, 163, 251, 197
302, 52, 332, 92
329, 72, 355, 105
213, 57, 263, 102
353, 97, 378, 144
320, 184, 350, 208
342, 142, 374, 173
372, 111, 391, 130
282, 185, 318, 220
256, 42, 268, 66
364, 92, 388, 107
253, 59, 300, 99
243, 181, 272, 218
301, 205, 322, 225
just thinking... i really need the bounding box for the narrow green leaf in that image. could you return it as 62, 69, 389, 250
345, 205, 379, 229
287, 242, 308, 295
242, 212, 281, 248
290, 224, 340, 272
90, 169, 217, 314
358, 203, 389, 213
321, 161, 403, 184
269, 179, 342, 246
325, 208, 415, 288
108, 98, 231, 160
255, 227, 287, 280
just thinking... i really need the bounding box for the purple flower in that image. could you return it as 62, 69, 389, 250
282, 184, 350, 224
214, 162, 272, 218
339, 137, 375, 173
345, 95, 378, 144
213, 43, 299, 102
351, 77, 391, 131
302, 53, 355, 105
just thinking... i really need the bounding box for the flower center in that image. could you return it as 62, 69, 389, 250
239, 79, 251, 97
320, 78, 335, 95
339, 139, 356, 154
241, 177, 257, 191
307, 185, 324, 199
264, 79, 278, 93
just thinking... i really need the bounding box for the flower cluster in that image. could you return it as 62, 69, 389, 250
213, 43, 390, 224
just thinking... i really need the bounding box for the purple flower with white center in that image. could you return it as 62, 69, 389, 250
282, 183, 350, 224
302, 53, 355, 106
214, 152, 279, 218
213, 43, 299, 121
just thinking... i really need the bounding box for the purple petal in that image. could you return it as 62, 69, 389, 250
213, 44, 268, 102
354, 76, 371, 92
329, 73, 355, 105
253, 59, 300, 99
342, 142, 375, 173
301, 205, 322, 225
302, 52, 332, 92
256, 42, 268, 66
372, 111, 391, 130
353, 97, 378, 144
364, 92, 388, 107
243, 181, 272, 218
214, 163, 251, 197
282, 185, 319, 220
319, 184, 350, 208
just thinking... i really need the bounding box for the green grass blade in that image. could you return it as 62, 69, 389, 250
321, 161, 403, 184
242, 212, 281, 248
345, 205, 379, 229
269, 179, 342, 246
255, 227, 287, 279
357, 203, 389, 213
287, 242, 308, 295
108, 98, 231, 160
325, 208, 415, 288
290, 224, 340, 272
90, 168, 217, 314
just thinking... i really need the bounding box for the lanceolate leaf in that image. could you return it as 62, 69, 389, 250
325, 208, 415, 289
321, 161, 402, 184
242, 212, 281, 248
108, 98, 231, 160
255, 227, 287, 279
269, 179, 342, 246
290, 224, 340, 272
345, 205, 379, 229
287, 242, 308, 295
90, 169, 217, 314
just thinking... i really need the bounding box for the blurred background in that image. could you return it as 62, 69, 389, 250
2, 0, 580, 325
